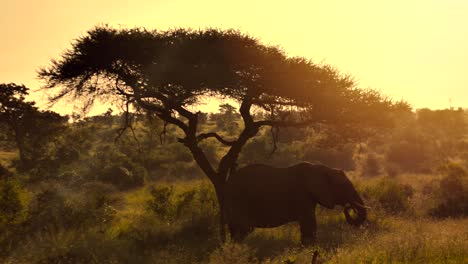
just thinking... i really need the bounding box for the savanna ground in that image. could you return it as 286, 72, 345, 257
1, 108, 468, 263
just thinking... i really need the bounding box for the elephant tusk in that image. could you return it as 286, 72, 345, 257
356, 204, 371, 210
350, 202, 371, 210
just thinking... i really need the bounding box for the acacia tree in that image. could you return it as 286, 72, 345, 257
0, 83, 67, 170
38, 26, 409, 239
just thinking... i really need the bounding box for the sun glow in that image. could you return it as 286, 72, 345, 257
1, 0, 468, 114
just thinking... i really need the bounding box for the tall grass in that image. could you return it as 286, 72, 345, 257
328, 218, 468, 264
3, 174, 467, 263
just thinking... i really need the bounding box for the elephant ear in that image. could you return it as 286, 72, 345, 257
330, 169, 350, 185
305, 166, 335, 209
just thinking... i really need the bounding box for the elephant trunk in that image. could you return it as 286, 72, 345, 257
343, 200, 367, 227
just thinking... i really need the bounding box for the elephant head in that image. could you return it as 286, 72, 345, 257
303, 165, 367, 227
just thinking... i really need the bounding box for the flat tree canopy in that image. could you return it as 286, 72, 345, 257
39, 25, 409, 239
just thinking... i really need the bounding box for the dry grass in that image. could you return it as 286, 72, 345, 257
327, 218, 468, 264
4, 175, 467, 263
0, 151, 17, 167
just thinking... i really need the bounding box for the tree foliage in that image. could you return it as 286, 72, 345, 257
0, 83, 67, 170
38, 26, 410, 239
39, 26, 409, 176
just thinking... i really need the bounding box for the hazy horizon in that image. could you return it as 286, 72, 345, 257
1, 0, 467, 114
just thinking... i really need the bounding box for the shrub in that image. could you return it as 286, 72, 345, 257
430, 163, 468, 218
208, 243, 258, 264
385, 129, 436, 173
147, 186, 175, 222
360, 152, 383, 177
0, 179, 23, 226
175, 183, 218, 223
164, 161, 202, 179
26, 183, 117, 232
364, 178, 414, 214
239, 136, 269, 164
8, 228, 138, 264
146, 182, 219, 224
81, 181, 119, 208
92, 145, 147, 189
99, 164, 145, 189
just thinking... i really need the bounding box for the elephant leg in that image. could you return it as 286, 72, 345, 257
299, 210, 317, 245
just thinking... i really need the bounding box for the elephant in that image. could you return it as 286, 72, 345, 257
224, 162, 367, 244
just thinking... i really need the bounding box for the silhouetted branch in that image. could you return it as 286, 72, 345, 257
239, 97, 254, 127
197, 132, 236, 146
255, 119, 317, 128
114, 99, 142, 152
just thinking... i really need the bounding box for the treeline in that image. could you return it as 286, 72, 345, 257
1, 83, 468, 187
1, 82, 467, 191
1, 83, 468, 262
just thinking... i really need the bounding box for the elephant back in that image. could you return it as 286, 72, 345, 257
225, 163, 303, 199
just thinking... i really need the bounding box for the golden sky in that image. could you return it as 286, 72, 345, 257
1, 0, 467, 114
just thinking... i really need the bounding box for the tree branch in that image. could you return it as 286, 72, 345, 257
218, 96, 259, 178
254, 119, 317, 128
197, 132, 236, 146
134, 96, 190, 134
239, 97, 254, 127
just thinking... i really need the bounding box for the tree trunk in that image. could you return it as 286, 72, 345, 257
184, 139, 229, 242
213, 178, 227, 243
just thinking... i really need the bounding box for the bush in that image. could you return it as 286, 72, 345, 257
147, 185, 175, 222
239, 136, 270, 165
92, 145, 147, 189
359, 152, 383, 177
385, 129, 435, 173
164, 161, 202, 179
364, 178, 414, 214
208, 243, 258, 264
430, 163, 468, 218
9, 228, 139, 264
146, 182, 219, 224
0, 179, 24, 226
26, 183, 117, 232
99, 164, 145, 189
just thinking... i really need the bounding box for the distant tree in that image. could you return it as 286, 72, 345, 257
38, 26, 410, 240
0, 83, 67, 170
416, 108, 467, 160
215, 103, 239, 135
197, 111, 208, 125
103, 108, 114, 127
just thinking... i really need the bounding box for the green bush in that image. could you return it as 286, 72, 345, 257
430, 163, 468, 218
0, 178, 27, 256
92, 145, 147, 189
360, 152, 383, 177
9, 228, 139, 264
164, 161, 202, 179
26, 183, 117, 232
239, 136, 270, 165
385, 129, 435, 173
208, 243, 258, 264
99, 164, 145, 189
147, 185, 175, 221
364, 178, 414, 214
146, 183, 219, 224
0, 179, 24, 226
